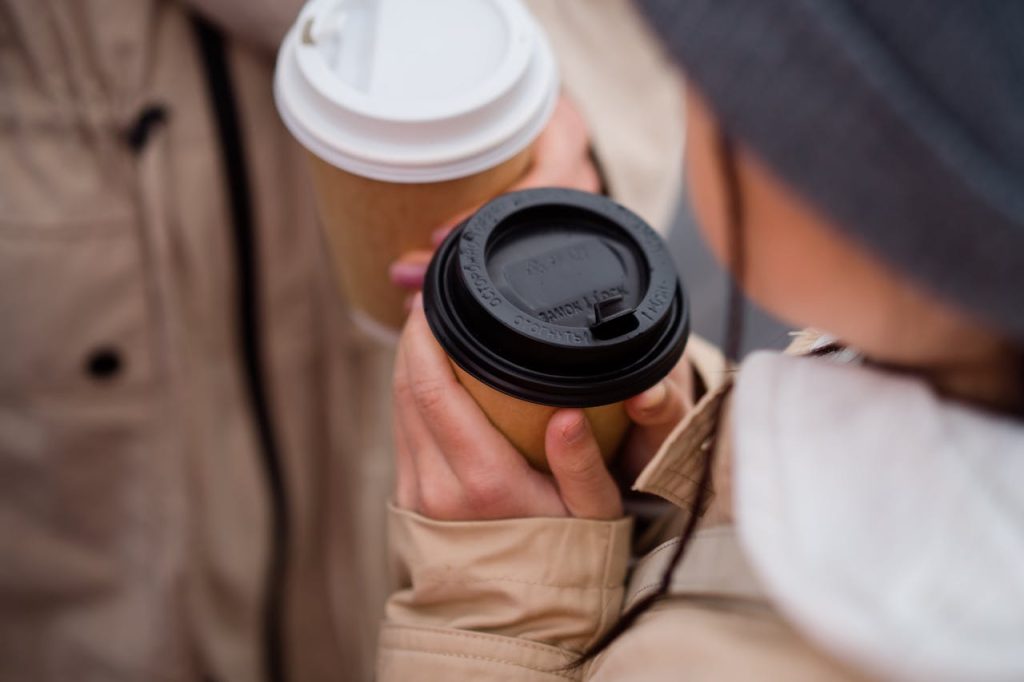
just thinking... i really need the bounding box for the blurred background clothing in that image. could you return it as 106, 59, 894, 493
668, 199, 791, 355
0, 1, 692, 680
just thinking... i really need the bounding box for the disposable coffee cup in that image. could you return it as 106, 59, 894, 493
424, 188, 690, 471
274, 0, 559, 342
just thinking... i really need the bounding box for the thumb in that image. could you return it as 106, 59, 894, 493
545, 410, 622, 520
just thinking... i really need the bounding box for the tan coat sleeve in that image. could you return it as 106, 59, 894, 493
378, 505, 633, 681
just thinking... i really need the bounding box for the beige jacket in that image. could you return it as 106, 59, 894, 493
0, 2, 682, 681
378, 339, 870, 681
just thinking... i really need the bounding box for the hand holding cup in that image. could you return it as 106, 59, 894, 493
394, 298, 698, 521
394, 299, 622, 521
389, 95, 602, 298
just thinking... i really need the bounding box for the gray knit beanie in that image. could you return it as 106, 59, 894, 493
636, 0, 1024, 340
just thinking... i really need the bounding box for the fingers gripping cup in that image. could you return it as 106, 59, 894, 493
424, 188, 690, 471
274, 0, 559, 342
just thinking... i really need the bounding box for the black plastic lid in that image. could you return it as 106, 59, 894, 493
424, 188, 689, 407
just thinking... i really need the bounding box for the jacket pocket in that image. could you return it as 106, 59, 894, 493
0, 129, 185, 678
0, 108, 157, 392
0, 202, 165, 576
0, 214, 157, 394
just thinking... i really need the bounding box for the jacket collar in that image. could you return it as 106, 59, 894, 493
632, 377, 732, 514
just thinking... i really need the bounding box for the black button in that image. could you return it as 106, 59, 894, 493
124, 104, 169, 153
86, 347, 123, 381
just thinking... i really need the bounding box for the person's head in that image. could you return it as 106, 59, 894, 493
650, 0, 1024, 411
572, 3, 1024, 668
685, 87, 1021, 409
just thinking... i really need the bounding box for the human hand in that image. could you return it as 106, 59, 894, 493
617, 356, 698, 483
393, 297, 622, 521
388, 95, 602, 296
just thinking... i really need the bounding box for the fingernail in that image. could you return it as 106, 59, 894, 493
431, 226, 454, 245
636, 382, 668, 413
389, 261, 427, 286
411, 292, 424, 310
562, 414, 588, 444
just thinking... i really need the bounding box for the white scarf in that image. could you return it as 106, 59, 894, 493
733, 352, 1024, 682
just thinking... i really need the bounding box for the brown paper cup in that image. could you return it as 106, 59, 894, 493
453, 364, 631, 472
308, 149, 532, 336
275, 0, 559, 340
423, 190, 689, 474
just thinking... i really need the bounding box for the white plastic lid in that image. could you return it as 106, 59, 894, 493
274, 0, 559, 183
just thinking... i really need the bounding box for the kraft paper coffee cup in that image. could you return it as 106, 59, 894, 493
423, 189, 690, 471
274, 0, 559, 342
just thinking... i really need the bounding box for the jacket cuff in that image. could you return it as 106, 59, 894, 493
384, 504, 633, 653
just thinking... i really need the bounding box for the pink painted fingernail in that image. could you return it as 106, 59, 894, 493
389, 261, 427, 287
432, 226, 454, 245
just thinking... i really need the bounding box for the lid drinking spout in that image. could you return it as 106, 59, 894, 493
589, 296, 639, 340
